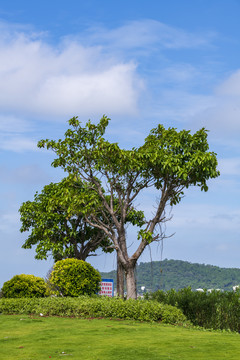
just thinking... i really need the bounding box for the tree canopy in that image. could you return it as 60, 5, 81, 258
19, 177, 113, 262
38, 115, 220, 299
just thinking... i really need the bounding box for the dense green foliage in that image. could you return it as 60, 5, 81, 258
0, 296, 186, 324
146, 287, 240, 332
19, 177, 112, 262
38, 116, 219, 299
1, 274, 47, 298
49, 259, 101, 296
100, 259, 240, 292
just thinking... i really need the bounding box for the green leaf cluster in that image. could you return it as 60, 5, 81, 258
147, 287, 240, 332
0, 296, 186, 324
49, 259, 101, 297
140, 125, 220, 203
1, 274, 47, 298
19, 177, 112, 261
137, 229, 153, 243
37, 116, 219, 241
36, 115, 220, 298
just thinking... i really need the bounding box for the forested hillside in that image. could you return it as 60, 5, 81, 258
100, 259, 240, 293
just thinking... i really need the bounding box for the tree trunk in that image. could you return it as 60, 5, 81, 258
116, 255, 124, 298
125, 264, 137, 300
115, 233, 141, 300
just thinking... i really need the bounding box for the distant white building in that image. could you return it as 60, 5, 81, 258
233, 285, 239, 292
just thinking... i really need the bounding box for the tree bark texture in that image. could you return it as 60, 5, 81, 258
116, 255, 124, 298
125, 265, 137, 300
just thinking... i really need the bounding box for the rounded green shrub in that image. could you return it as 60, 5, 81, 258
1, 274, 47, 298
49, 259, 101, 297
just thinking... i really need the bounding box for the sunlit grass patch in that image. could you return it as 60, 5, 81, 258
0, 315, 240, 359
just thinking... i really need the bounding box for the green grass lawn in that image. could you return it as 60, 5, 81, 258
0, 315, 240, 360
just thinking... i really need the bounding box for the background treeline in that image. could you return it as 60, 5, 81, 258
100, 259, 240, 292
145, 288, 240, 332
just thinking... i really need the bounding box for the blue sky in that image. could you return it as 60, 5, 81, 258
1, 0, 240, 287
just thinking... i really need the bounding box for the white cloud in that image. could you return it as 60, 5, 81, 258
83, 19, 215, 50
0, 114, 37, 152
152, 91, 215, 124
195, 99, 240, 136
176, 69, 240, 138
34, 63, 142, 117
216, 70, 240, 97
206, 70, 240, 134
0, 23, 143, 119
148, 66, 240, 144
0, 115, 31, 132
156, 64, 201, 85
0, 135, 36, 152
0, 18, 216, 123
0, 18, 236, 152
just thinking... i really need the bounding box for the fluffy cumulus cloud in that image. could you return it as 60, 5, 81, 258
0, 18, 217, 123
0, 23, 143, 120
0, 18, 239, 152
34, 63, 141, 117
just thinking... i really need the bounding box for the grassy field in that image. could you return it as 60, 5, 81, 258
0, 315, 240, 360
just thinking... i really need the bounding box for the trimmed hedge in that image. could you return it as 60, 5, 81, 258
146, 287, 240, 332
1, 274, 47, 298
0, 296, 187, 324
49, 259, 101, 296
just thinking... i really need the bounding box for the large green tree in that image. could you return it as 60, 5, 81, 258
38, 116, 219, 299
19, 177, 113, 262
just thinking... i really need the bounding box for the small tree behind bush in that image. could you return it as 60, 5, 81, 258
1, 274, 47, 298
49, 259, 101, 297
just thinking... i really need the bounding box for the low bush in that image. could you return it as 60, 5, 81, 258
49, 259, 101, 296
0, 296, 187, 324
1, 274, 47, 298
145, 287, 240, 332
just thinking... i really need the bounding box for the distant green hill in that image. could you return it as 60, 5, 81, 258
100, 259, 240, 293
